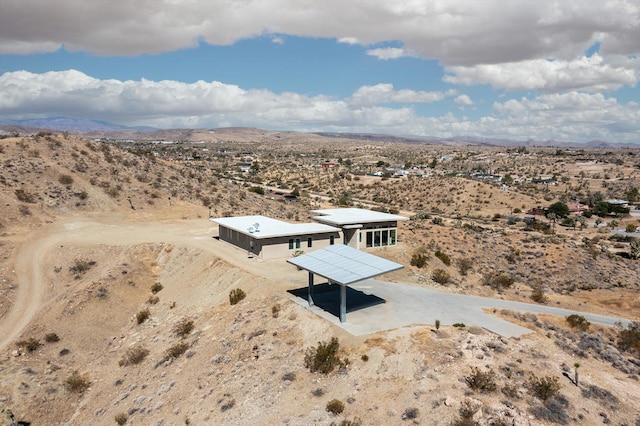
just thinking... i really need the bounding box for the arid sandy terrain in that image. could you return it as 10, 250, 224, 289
1, 130, 639, 425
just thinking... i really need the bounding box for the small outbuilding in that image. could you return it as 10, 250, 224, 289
211, 215, 340, 260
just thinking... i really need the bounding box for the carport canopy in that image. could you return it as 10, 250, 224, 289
287, 244, 403, 323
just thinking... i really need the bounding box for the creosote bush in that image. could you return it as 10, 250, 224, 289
402, 408, 419, 420
229, 288, 246, 305
65, 370, 90, 394
566, 314, 590, 332
434, 250, 451, 266
457, 258, 472, 276
164, 342, 189, 361
119, 345, 150, 367
530, 282, 548, 304
69, 258, 96, 275
271, 303, 281, 318
14, 189, 37, 203
432, 268, 451, 284
304, 337, 348, 374
410, 252, 428, 268
136, 308, 150, 324
326, 399, 345, 415
526, 375, 560, 401
465, 367, 497, 393
45, 333, 60, 343
58, 174, 74, 185
173, 318, 194, 338
150, 282, 164, 294
616, 320, 640, 352
114, 412, 128, 425
482, 271, 514, 290
16, 337, 41, 352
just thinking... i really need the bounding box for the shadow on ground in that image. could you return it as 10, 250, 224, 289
287, 282, 385, 319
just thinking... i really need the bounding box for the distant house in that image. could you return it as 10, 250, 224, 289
527, 207, 546, 216
321, 162, 336, 168
567, 202, 590, 213
211, 215, 340, 260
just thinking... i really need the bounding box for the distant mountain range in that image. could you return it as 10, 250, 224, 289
0, 117, 156, 132
0, 116, 637, 148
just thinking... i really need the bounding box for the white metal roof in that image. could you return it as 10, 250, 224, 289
311, 208, 408, 226
287, 244, 404, 285
211, 215, 340, 239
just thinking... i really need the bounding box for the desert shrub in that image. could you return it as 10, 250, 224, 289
173, 318, 194, 338
249, 186, 265, 195
465, 367, 497, 393
147, 295, 159, 304
432, 216, 444, 225
65, 370, 90, 393
402, 407, 419, 420
45, 333, 60, 343
282, 372, 296, 381
482, 271, 514, 290
432, 268, 451, 284
435, 319, 441, 330
339, 418, 363, 426
434, 250, 451, 266
361, 354, 369, 362
150, 282, 164, 294
114, 412, 128, 425
457, 258, 473, 276
164, 342, 189, 361
581, 384, 619, 405
58, 174, 74, 185
451, 400, 480, 426
136, 308, 150, 324
530, 283, 548, 304
526, 375, 560, 401
229, 288, 246, 305
453, 323, 466, 328
69, 258, 95, 274
119, 345, 150, 367
14, 189, 37, 203
410, 252, 428, 268
16, 337, 41, 352
271, 303, 281, 318
326, 399, 345, 415
616, 320, 640, 352
304, 337, 348, 374
566, 314, 590, 332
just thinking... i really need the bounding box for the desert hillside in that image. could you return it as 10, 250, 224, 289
1, 131, 639, 425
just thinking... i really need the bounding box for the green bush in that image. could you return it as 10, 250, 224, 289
229, 288, 246, 305
432, 268, 451, 284
566, 314, 590, 332
434, 250, 451, 266
115, 412, 128, 425
452, 323, 466, 328
271, 303, 281, 318
482, 271, 514, 290
69, 258, 96, 275
14, 189, 37, 203
45, 333, 60, 343
150, 282, 164, 294
526, 375, 560, 401
304, 337, 348, 374
465, 367, 497, 393
249, 186, 265, 195
164, 342, 189, 361
58, 174, 74, 185
457, 258, 473, 276
119, 345, 149, 367
173, 318, 194, 338
530, 283, 548, 304
16, 337, 41, 352
65, 370, 90, 394
616, 320, 640, 352
326, 399, 345, 415
410, 252, 428, 268
136, 308, 150, 324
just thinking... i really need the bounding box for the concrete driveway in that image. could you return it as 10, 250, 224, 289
289, 279, 632, 337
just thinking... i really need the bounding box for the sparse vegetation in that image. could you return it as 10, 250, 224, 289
530, 282, 548, 304
465, 367, 497, 393
229, 288, 246, 305
44, 333, 60, 343
58, 174, 74, 185
434, 250, 451, 266
616, 320, 640, 353
164, 342, 189, 361
69, 258, 96, 275
150, 282, 164, 294
402, 408, 419, 420
114, 412, 128, 425
526, 375, 560, 401
326, 399, 345, 415
64, 370, 90, 394
482, 271, 514, 290
457, 258, 472, 276
432, 268, 451, 284
119, 345, 150, 367
566, 314, 590, 332
14, 188, 37, 203
136, 308, 150, 324
16, 337, 41, 352
271, 303, 281, 318
304, 337, 348, 374
173, 318, 194, 338
410, 251, 428, 268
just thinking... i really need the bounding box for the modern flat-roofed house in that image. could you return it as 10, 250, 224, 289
211, 215, 341, 259
310, 208, 408, 249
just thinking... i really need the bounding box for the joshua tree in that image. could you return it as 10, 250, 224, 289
573, 362, 580, 386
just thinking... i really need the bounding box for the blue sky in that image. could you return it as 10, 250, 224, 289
1, 1, 639, 143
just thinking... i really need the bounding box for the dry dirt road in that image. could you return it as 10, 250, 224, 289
0, 216, 302, 351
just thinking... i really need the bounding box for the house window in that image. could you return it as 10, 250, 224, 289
288, 239, 294, 250
366, 231, 373, 248
295, 238, 301, 249
390, 229, 396, 245
330, 235, 335, 245
307, 237, 313, 248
